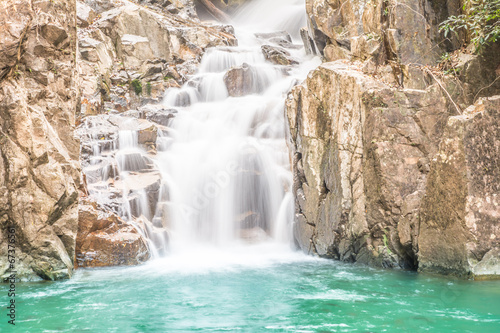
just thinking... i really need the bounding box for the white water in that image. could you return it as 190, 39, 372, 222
153, 0, 319, 255
80, 0, 321, 263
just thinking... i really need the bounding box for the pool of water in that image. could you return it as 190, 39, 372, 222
2, 244, 500, 332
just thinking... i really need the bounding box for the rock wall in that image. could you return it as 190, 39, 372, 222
0, 0, 80, 281
288, 0, 500, 278
419, 97, 500, 279
286, 62, 451, 269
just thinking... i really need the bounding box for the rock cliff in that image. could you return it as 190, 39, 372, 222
287, 0, 500, 278
0, 0, 80, 281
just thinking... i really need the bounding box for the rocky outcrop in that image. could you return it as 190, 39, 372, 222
287, 60, 499, 278
303, 0, 459, 65
77, 0, 236, 116
419, 97, 500, 279
76, 199, 150, 267
286, 0, 500, 279
286, 62, 453, 269
287, 0, 500, 278
0, 0, 79, 281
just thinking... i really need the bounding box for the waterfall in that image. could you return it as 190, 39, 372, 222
80, 0, 321, 259
152, 0, 319, 253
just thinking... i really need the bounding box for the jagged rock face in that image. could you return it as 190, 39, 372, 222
76, 199, 150, 267
419, 97, 500, 279
77, 0, 236, 115
286, 62, 454, 269
286, 61, 500, 278
0, 0, 79, 281
304, 0, 461, 65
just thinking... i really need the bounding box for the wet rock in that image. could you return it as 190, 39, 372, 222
223, 63, 266, 97
235, 211, 262, 229
255, 31, 292, 42
240, 227, 269, 243
136, 217, 169, 256
76, 199, 150, 267
261, 45, 299, 66
300, 27, 317, 55
140, 105, 178, 126
137, 123, 158, 150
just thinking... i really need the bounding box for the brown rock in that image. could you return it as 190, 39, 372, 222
41, 23, 69, 47
76, 199, 150, 267
418, 96, 500, 279
223, 63, 265, 97
286, 61, 451, 269
0, 0, 79, 281
261, 45, 298, 66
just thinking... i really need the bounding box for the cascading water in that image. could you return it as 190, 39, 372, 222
153, 0, 319, 254
80, 0, 320, 261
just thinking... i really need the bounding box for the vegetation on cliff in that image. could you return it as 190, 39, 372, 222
440, 0, 500, 51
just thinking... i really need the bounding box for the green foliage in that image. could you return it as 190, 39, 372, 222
146, 82, 152, 96
382, 234, 392, 254
131, 79, 142, 95
440, 0, 500, 52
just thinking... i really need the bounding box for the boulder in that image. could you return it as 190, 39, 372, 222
223, 63, 270, 97
76, 199, 150, 267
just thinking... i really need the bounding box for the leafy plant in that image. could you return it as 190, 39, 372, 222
440, 0, 500, 52
131, 79, 142, 95
146, 82, 152, 96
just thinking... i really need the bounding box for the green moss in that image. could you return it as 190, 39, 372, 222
131, 79, 142, 96
382, 234, 392, 254
146, 82, 152, 96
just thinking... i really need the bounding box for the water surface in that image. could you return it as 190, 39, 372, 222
3, 244, 500, 332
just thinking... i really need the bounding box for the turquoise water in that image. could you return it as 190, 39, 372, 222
2, 245, 500, 332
